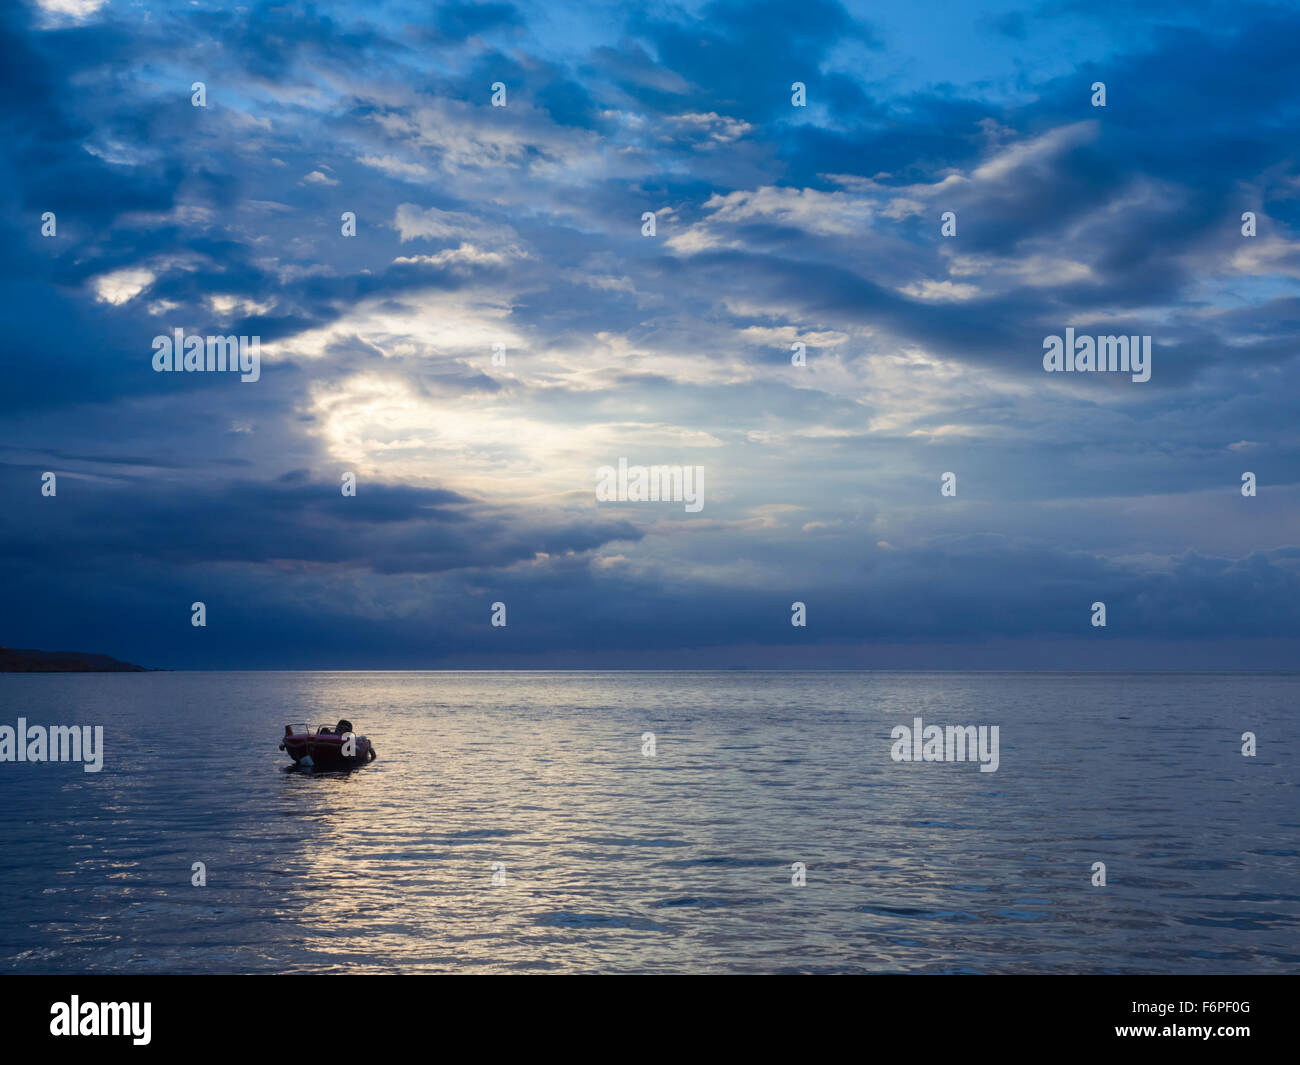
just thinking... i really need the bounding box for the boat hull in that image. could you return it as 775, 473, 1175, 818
281, 732, 375, 767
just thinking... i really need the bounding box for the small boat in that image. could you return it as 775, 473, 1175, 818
279, 719, 376, 768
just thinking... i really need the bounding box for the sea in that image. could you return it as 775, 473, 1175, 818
0, 670, 1296, 973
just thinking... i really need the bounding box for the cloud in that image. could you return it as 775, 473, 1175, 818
92, 267, 156, 306
1, 0, 1298, 667
34, 0, 106, 22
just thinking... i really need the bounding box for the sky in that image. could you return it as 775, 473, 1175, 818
1, 0, 1298, 669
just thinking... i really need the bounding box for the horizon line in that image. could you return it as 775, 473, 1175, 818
8, 667, 1298, 675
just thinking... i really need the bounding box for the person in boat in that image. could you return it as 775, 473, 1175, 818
335, 718, 353, 736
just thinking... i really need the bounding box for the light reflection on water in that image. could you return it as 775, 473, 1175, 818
0, 670, 1296, 973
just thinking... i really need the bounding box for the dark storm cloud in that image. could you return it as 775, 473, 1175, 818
0, 463, 641, 574
628, 0, 882, 122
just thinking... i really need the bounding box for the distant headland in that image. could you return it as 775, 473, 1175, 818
0, 647, 154, 673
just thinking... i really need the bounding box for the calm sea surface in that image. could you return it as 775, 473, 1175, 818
0, 671, 1296, 973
